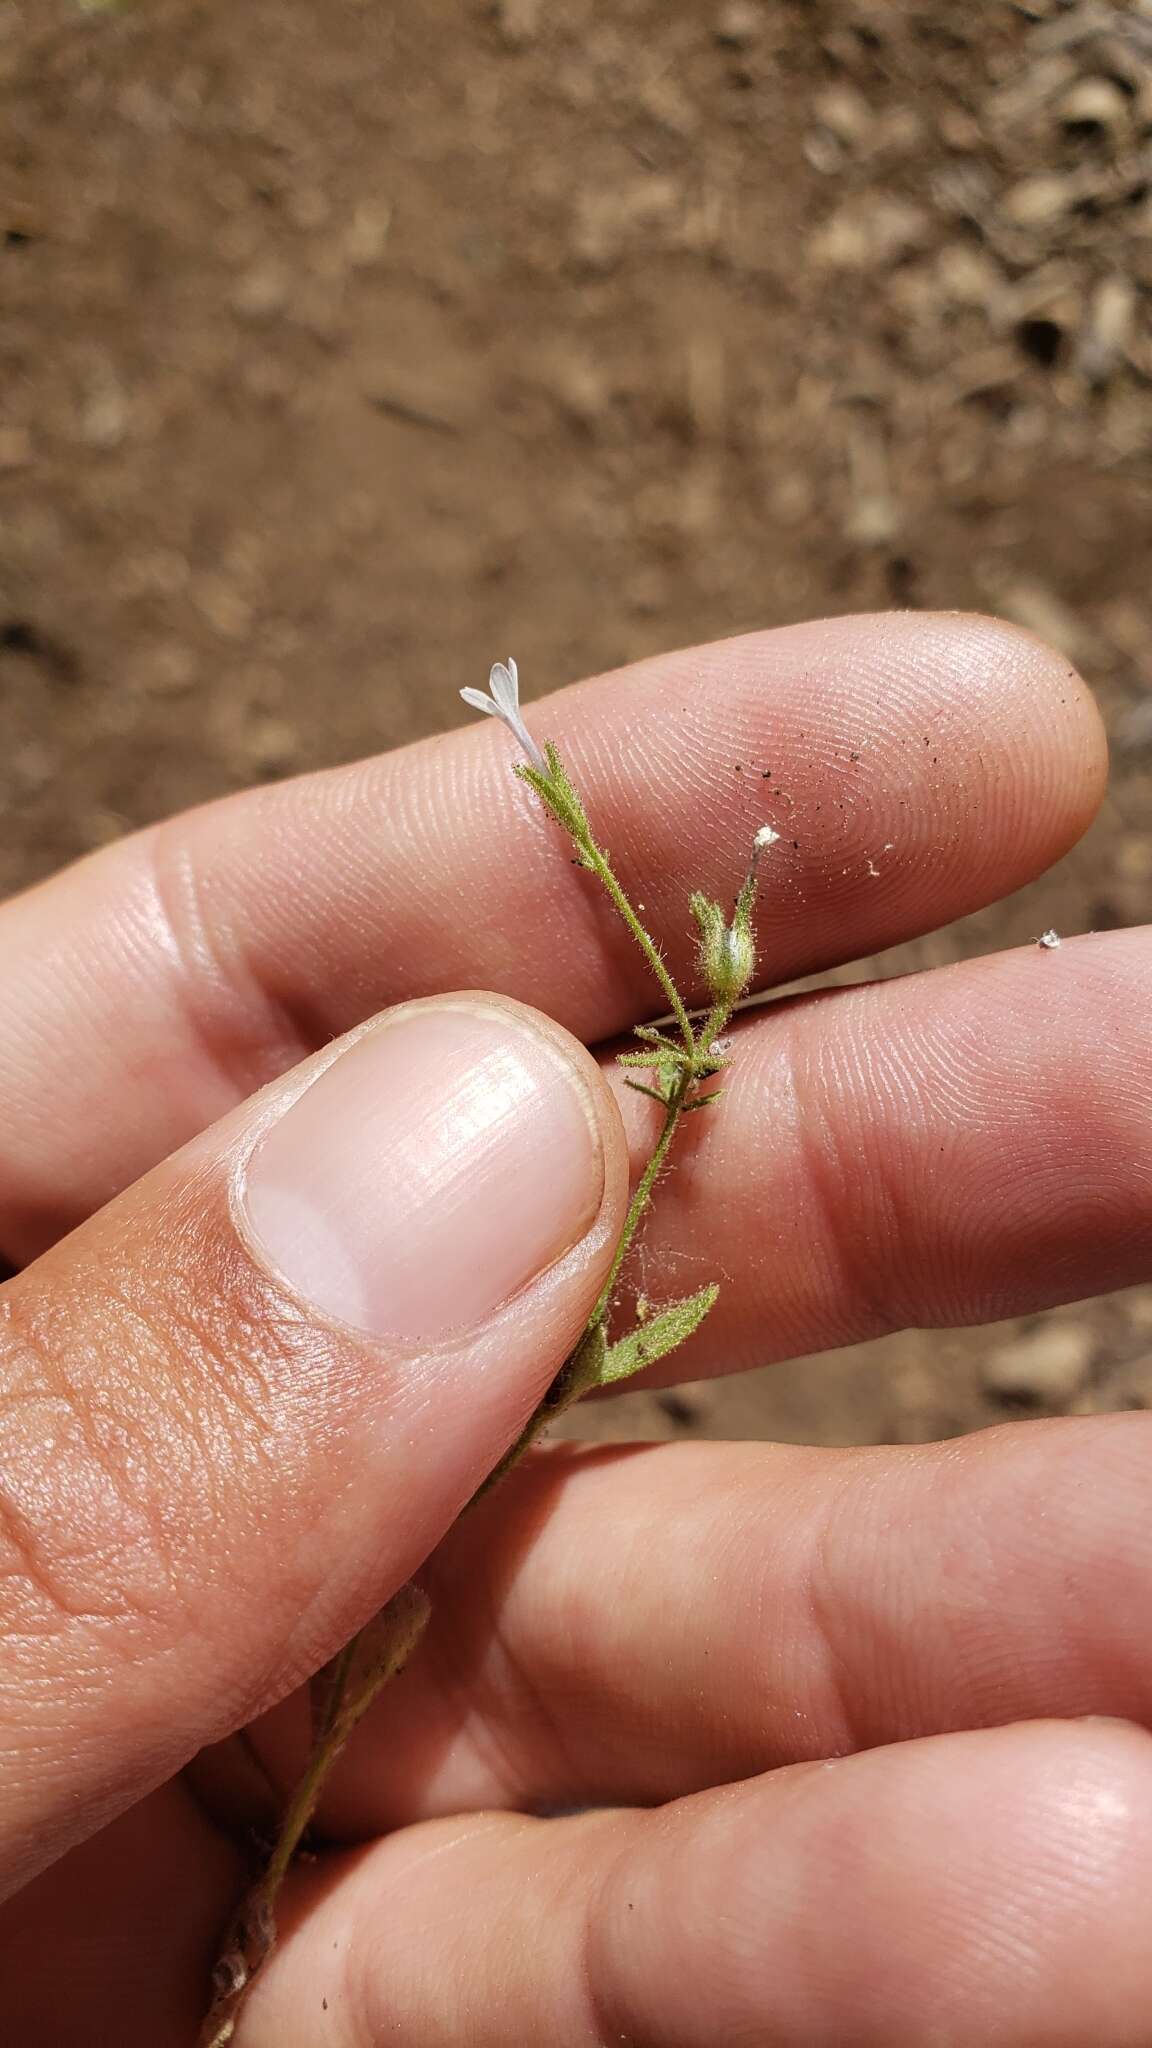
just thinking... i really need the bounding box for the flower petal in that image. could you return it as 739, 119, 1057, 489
462, 661, 546, 771
488, 661, 518, 716
505, 707, 547, 775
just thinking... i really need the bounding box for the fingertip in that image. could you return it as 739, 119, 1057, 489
918, 607, 1109, 838
601, 607, 1109, 933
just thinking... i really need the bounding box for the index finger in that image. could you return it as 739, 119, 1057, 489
0, 612, 1104, 1260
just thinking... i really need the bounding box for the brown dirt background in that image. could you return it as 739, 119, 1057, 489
2, 0, 1151, 1451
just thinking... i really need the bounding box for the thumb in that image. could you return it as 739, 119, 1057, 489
0, 993, 626, 1898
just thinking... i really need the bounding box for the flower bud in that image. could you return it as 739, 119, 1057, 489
692, 889, 756, 1001
713, 925, 750, 995
710, 915, 755, 998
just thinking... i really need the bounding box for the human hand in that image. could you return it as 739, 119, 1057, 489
2, 612, 1151, 2046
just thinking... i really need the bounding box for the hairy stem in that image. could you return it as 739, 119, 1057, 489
591, 1075, 688, 1323
578, 840, 696, 1048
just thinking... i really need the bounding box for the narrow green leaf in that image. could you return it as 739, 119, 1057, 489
633, 1024, 685, 1050
623, 1079, 669, 1105
690, 891, 724, 948
598, 1283, 719, 1385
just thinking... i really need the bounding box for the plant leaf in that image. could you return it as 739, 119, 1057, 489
683, 1088, 724, 1111
598, 1283, 719, 1385
623, 1078, 669, 1105
689, 890, 724, 950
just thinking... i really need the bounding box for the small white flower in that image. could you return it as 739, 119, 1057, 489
460, 658, 547, 773
754, 824, 780, 852
1038, 929, 1062, 950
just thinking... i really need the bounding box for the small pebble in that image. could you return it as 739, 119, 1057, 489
981, 1324, 1093, 1404
714, 0, 762, 48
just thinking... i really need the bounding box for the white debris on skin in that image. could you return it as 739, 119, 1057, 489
1038, 929, 1062, 949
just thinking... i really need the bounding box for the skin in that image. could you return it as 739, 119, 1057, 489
2, 612, 1152, 2045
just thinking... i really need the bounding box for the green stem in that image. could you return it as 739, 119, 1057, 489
478, 1008, 734, 1495
696, 999, 729, 1053
310, 1635, 356, 1751
579, 840, 695, 1049
592, 984, 735, 1319
474, 1085, 688, 1496
591, 1080, 687, 1325
261, 1720, 343, 1899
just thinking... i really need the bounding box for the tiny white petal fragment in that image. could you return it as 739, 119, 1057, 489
1038, 929, 1062, 949
459, 656, 547, 773
754, 824, 780, 851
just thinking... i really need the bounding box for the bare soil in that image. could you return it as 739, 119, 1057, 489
2, 0, 1152, 1449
